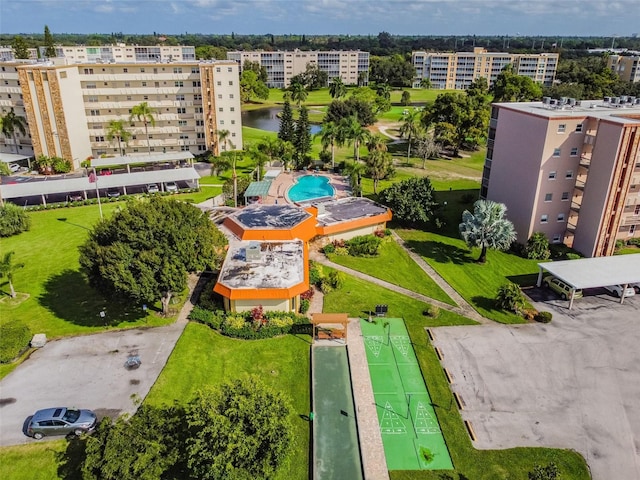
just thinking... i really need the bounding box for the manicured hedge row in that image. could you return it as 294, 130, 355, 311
0, 320, 32, 363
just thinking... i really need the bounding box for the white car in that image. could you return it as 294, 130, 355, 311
633, 283, 640, 294
9, 163, 20, 173
165, 181, 178, 193
604, 284, 635, 298
147, 184, 159, 194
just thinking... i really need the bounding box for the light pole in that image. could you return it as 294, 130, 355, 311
89, 167, 103, 220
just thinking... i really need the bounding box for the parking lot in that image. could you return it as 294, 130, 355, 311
0, 322, 184, 446
432, 291, 640, 480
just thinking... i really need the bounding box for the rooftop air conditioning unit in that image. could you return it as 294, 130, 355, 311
245, 242, 261, 261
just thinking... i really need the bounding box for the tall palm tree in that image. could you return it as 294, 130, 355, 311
316, 121, 342, 170
342, 161, 366, 197
288, 81, 308, 107
365, 150, 394, 194
1, 108, 27, 155
459, 200, 517, 264
207, 153, 230, 177
256, 137, 284, 168
248, 143, 268, 181
365, 134, 388, 153
329, 77, 347, 99
129, 102, 156, 154
340, 116, 370, 163
217, 129, 232, 153
105, 119, 131, 156
399, 109, 422, 160
375, 83, 392, 101
0, 251, 25, 298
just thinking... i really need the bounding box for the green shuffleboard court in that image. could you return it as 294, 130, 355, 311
312, 346, 363, 480
360, 318, 453, 471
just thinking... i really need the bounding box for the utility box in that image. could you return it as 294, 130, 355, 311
245, 242, 261, 261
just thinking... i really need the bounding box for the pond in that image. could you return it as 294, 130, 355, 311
242, 107, 322, 135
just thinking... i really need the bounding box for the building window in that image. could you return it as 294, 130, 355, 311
635, 205, 640, 215
558, 124, 566, 133
561, 191, 570, 201
123, 68, 128, 73
230, 107, 235, 112
565, 170, 574, 179
140, 68, 145, 73
218, 94, 222, 99
631, 224, 637, 234
218, 107, 223, 112
176, 94, 185, 101
217, 81, 222, 86
553, 148, 561, 157
228, 67, 232, 72
231, 132, 236, 137
216, 67, 221, 72
575, 124, 583, 132
83, 68, 94, 74
124, 82, 130, 87
540, 215, 548, 223
548, 171, 557, 180
175, 81, 184, 87
231, 120, 235, 125
59, 71, 67, 79
177, 107, 186, 114
90, 110, 100, 116
552, 234, 562, 243
230, 94, 234, 99
228, 81, 233, 86
219, 120, 224, 125
570, 147, 578, 156
544, 193, 553, 202
557, 213, 565, 222
173, 67, 182, 74
178, 120, 187, 126
94, 136, 105, 142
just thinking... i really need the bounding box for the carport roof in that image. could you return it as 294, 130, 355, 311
90, 152, 194, 168
0, 153, 31, 163
0, 168, 199, 199
539, 254, 640, 289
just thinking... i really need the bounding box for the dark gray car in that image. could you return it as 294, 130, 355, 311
27, 407, 97, 439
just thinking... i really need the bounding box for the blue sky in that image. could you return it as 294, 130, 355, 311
1, 0, 638, 37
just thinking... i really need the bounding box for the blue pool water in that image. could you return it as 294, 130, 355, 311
288, 175, 336, 202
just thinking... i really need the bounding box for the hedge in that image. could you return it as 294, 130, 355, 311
0, 320, 32, 363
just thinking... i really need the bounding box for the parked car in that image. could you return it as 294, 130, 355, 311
604, 284, 636, 298
68, 192, 83, 202
165, 181, 178, 193
632, 283, 640, 294
99, 169, 113, 176
27, 407, 97, 439
9, 163, 21, 173
147, 183, 159, 194
543, 275, 583, 300
106, 188, 121, 198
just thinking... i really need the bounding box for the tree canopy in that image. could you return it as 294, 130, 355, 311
79, 198, 227, 314
491, 64, 543, 102
240, 69, 269, 103
0, 202, 31, 237
369, 54, 415, 87
379, 177, 438, 227
459, 199, 517, 263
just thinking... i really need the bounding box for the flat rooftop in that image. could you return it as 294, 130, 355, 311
311, 197, 390, 226
497, 99, 640, 125
229, 204, 312, 229
539, 254, 640, 289
217, 241, 304, 290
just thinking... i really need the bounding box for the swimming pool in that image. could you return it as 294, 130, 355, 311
287, 175, 335, 202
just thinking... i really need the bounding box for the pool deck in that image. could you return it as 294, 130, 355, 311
263, 171, 352, 205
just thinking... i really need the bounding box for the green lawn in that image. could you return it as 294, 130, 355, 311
145, 322, 311, 480
0, 204, 178, 342
322, 274, 589, 480
395, 229, 541, 324
0, 442, 68, 480
326, 240, 455, 305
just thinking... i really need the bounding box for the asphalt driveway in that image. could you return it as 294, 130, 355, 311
0, 321, 185, 446
431, 293, 640, 480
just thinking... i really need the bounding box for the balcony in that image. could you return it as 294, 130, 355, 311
579, 153, 591, 167
574, 178, 586, 191
570, 200, 582, 212
565, 221, 578, 233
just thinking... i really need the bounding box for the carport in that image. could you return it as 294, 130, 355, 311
0, 152, 32, 170
537, 254, 640, 309
90, 151, 195, 173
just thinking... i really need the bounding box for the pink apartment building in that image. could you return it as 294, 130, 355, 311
482, 97, 640, 257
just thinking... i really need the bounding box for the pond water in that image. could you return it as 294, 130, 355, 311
242, 107, 322, 135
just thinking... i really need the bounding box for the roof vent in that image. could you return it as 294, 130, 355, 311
245, 242, 261, 261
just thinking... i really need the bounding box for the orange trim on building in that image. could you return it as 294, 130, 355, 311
316, 211, 392, 236
214, 282, 309, 300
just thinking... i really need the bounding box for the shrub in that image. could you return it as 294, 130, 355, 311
628, 237, 640, 247
521, 308, 538, 321
496, 282, 526, 313
250, 305, 266, 326
309, 262, 323, 286
319, 278, 334, 294
188, 306, 225, 330
0, 320, 32, 363
328, 270, 346, 290
0, 203, 31, 237
422, 305, 440, 318
525, 232, 551, 260
461, 193, 476, 204
52, 156, 72, 173
224, 314, 248, 330
535, 311, 553, 323
346, 235, 382, 256
566, 253, 582, 260
268, 315, 294, 328
333, 246, 349, 256
300, 288, 314, 300
384, 228, 392, 236
300, 298, 310, 314
323, 243, 335, 254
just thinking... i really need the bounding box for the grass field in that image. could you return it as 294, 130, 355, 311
326, 240, 455, 305
0, 442, 67, 480
145, 322, 311, 480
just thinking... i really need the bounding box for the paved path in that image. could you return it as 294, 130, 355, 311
347, 319, 390, 480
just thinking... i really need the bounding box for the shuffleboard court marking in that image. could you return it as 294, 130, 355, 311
414, 401, 442, 434
390, 335, 412, 358
364, 335, 385, 357
380, 401, 407, 434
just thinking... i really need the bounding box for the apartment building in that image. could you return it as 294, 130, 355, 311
0, 44, 196, 63
412, 47, 558, 89
608, 55, 640, 83
0, 59, 242, 168
481, 97, 640, 257
227, 49, 369, 88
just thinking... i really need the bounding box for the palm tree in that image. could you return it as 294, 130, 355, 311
459, 200, 517, 264
105, 119, 131, 156
399, 109, 422, 160
316, 121, 342, 170
366, 134, 388, 153
129, 102, 156, 154
217, 129, 232, 153
419, 78, 432, 89
375, 83, 392, 101
365, 150, 394, 194
248, 143, 268, 181
340, 116, 370, 163
1, 108, 27, 154
0, 251, 25, 298
207, 153, 230, 177
288, 81, 308, 107
342, 161, 366, 197
329, 77, 347, 99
